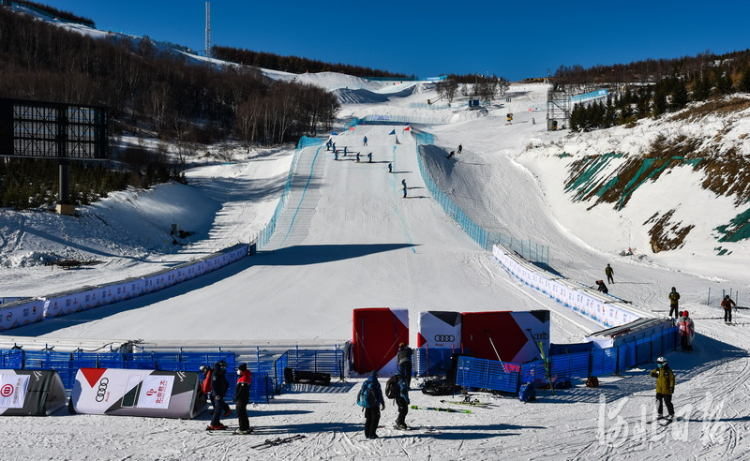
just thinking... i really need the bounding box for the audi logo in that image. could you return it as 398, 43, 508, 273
434, 335, 456, 342
95, 378, 109, 402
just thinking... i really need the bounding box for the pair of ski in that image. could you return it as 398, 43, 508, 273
646, 416, 680, 426
410, 405, 471, 414
440, 399, 488, 407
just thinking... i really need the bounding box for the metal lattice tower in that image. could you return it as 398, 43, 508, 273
546, 84, 571, 131
205, 2, 211, 59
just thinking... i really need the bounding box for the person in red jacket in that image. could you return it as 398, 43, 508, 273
234, 363, 252, 434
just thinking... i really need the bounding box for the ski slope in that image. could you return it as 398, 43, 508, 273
0, 41, 749, 457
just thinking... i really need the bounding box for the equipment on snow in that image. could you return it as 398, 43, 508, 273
410, 405, 471, 414
421, 379, 459, 396
518, 383, 536, 402
585, 376, 599, 388
201, 369, 212, 394
252, 435, 306, 449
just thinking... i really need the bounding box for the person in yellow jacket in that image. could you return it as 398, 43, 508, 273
649, 357, 675, 420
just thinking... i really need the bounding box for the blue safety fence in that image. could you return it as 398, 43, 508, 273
7, 346, 342, 403
0, 349, 24, 368
456, 326, 679, 394
414, 134, 549, 263
414, 347, 468, 377
256, 137, 324, 249
455, 356, 520, 393
285, 348, 345, 381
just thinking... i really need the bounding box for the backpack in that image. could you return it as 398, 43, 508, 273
585, 376, 599, 388
385, 375, 399, 399
201, 369, 212, 394
357, 380, 376, 408
519, 383, 536, 402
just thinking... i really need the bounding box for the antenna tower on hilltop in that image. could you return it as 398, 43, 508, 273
205, 2, 211, 59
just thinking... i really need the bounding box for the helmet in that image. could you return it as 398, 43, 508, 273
682, 310, 689, 317
725, 295, 730, 299
656, 357, 667, 364
237, 363, 247, 372
671, 287, 676, 292
199, 365, 209, 374
370, 370, 378, 378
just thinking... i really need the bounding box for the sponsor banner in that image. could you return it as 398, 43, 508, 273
0, 370, 67, 416
137, 375, 174, 409
0, 299, 44, 330
417, 311, 461, 349
0, 373, 29, 409
493, 245, 645, 328
72, 368, 205, 419
352, 308, 409, 375
42, 290, 88, 317
461, 311, 550, 363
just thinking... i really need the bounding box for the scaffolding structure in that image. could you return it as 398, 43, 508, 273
546, 84, 571, 131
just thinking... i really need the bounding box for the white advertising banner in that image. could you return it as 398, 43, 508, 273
0, 299, 44, 330
0, 373, 29, 409
417, 311, 461, 349
493, 245, 646, 328
137, 375, 174, 409
72, 368, 205, 419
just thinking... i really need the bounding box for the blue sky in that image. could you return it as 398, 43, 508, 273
38, 0, 750, 81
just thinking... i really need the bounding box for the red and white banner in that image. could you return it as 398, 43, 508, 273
72, 368, 206, 419
0, 373, 29, 409
461, 310, 550, 363
352, 308, 409, 375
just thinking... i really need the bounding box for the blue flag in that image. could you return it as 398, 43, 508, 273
389, 129, 396, 135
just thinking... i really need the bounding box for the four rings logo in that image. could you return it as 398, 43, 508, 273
95, 378, 109, 402
434, 335, 456, 342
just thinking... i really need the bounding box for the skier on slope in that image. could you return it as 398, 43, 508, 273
363, 136, 368, 146
596, 280, 608, 294
605, 264, 614, 284
457, 144, 462, 154
722, 295, 736, 324
678, 311, 695, 352
396, 342, 413, 387
669, 287, 681, 320
649, 357, 675, 422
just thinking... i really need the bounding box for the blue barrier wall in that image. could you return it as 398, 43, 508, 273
456, 326, 679, 394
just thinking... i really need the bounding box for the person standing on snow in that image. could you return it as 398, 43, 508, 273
394, 371, 411, 430
363, 136, 368, 146
356, 152, 360, 163
596, 280, 608, 294
605, 264, 614, 284
208, 360, 231, 430
669, 287, 681, 319
396, 342, 413, 387
368, 152, 372, 163
233, 363, 252, 434
358, 371, 385, 439
649, 357, 675, 421
388, 162, 392, 173
722, 295, 736, 324
678, 311, 695, 352
457, 144, 462, 154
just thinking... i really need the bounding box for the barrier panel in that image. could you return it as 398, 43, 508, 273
0, 299, 44, 330
0, 369, 67, 416
414, 347, 459, 377
71, 368, 207, 419
455, 326, 678, 394
455, 356, 519, 393
286, 348, 345, 381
